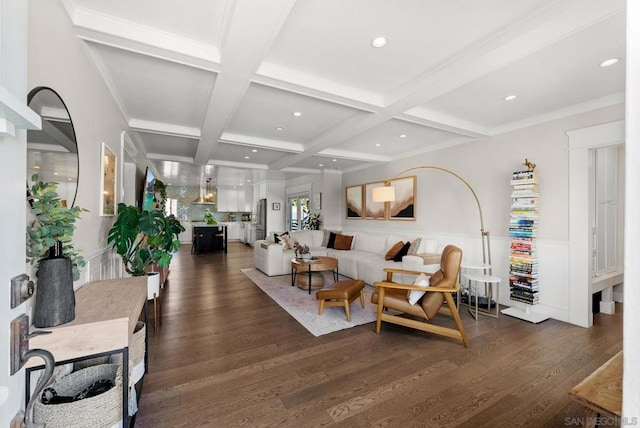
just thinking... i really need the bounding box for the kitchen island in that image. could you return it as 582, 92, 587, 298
192, 223, 227, 254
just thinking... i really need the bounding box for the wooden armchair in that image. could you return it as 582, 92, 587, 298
372, 244, 470, 347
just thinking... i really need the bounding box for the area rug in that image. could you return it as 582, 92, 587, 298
241, 268, 377, 336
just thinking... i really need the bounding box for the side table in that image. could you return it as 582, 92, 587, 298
463, 271, 501, 319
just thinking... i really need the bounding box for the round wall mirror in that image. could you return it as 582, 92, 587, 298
27, 87, 79, 207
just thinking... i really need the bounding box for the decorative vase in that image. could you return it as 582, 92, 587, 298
34, 241, 76, 328
301, 253, 312, 261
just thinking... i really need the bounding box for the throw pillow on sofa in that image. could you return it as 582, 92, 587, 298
333, 234, 353, 250
321, 229, 341, 247
407, 237, 422, 255
274, 231, 289, 244
385, 241, 405, 261
393, 241, 411, 262
408, 273, 430, 305
327, 232, 338, 248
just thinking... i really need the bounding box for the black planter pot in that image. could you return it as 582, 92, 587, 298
34, 242, 76, 328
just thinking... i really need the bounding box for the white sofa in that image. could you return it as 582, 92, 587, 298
253, 230, 439, 286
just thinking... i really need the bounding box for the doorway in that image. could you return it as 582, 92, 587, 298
287, 193, 310, 231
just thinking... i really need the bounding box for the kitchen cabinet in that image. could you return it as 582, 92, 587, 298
222, 222, 241, 241
217, 187, 253, 212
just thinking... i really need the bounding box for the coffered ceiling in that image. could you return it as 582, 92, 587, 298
61, 0, 626, 188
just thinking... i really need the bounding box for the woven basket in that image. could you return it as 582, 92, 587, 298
33, 364, 122, 428
111, 321, 146, 372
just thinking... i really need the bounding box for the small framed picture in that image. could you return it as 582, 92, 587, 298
272, 202, 281, 210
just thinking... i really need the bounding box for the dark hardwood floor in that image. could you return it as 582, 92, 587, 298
135, 242, 623, 427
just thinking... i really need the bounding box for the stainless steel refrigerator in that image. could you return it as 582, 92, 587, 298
256, 198, 267, 240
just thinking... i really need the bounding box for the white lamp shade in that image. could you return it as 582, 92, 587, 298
372, 186, 395, 202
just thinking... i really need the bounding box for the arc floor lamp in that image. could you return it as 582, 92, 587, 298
372, 165, 491, 267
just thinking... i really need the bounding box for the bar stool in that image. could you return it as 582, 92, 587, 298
463, 271, 500, 319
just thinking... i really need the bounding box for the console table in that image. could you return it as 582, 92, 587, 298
26, 276, 147, 427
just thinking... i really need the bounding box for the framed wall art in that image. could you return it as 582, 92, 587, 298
345, 185, 363, 219
364, 181, 386, 220
100, 142, 117, 216
388, 176, 416, 220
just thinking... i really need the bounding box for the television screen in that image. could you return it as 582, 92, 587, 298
141, 167, 156, 211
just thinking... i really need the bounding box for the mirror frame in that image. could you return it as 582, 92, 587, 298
27, 86, 80, 208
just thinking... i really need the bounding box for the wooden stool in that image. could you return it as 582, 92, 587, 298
316, 279, 365, 321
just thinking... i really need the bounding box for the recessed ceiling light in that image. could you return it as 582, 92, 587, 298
599, 58, 619, 67
275, 127, 284, 131
319, 163, 324, 167
375, 143, 381, 147
371, 36, 387, 48
332, 159, 337, 162
53, 172, 59, 176
33, 165, 40, 169
399, 134, 407, 138
244, 156, 250, 159
504, 94, 517, 101
252, 149, 258, 153
292, 111, 302, 117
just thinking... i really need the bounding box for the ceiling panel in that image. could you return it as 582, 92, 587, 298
213, 142, 294, 165
95, 44, 216, 127
337, 118, 466, 157
139, 133, 199, 159
290, 154, 377, 172
226, 83, 363, 143
426, 12, 626, 128
264, 0, 559, 96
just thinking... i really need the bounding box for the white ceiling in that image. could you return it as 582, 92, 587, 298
61, 0, 626, 188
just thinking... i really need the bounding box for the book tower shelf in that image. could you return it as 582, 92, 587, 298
501, 168, 549, 323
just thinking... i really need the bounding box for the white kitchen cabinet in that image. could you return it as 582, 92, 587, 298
217, 187, 253, 212
226, 222, 240, 241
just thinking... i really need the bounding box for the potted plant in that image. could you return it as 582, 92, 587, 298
26, 174, 87, 327
302, 212, 321, 230
108, 203, 184, 283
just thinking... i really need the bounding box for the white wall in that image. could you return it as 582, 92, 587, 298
28, 0, 142, 285
624, 0, 640, 419
285, 170, 342, 230
0, 1, 143, 423
339, 103, 624, 324
0, 0, 30, 423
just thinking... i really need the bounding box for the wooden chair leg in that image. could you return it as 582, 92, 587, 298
343, 299, 351, 322
445, 292, 470, 347
376, 288, 385, 333
359, 290, 365, 308
318, 300, 325, 315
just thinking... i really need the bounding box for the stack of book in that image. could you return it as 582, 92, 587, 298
509, 171, 539, 305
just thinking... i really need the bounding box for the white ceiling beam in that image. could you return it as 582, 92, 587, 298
255, 62, 384, 111
72, 7, 221, 72
208, 159, 269, 170
219, 132, 303, 153
146, 153, 194, 164
316, 148, 390, 163
129, 118, 201, 139
194, 0, 298, 164
398, 108, 490, 138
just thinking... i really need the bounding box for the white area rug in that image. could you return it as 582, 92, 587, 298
241, 268, 377, 336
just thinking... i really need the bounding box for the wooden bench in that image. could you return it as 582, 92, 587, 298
569, 350, 622, 427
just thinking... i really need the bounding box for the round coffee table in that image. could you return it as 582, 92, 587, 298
291, 256, 339, 294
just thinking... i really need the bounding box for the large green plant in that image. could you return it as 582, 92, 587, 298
26, 175, 86, 280
108, 203, 184, 276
